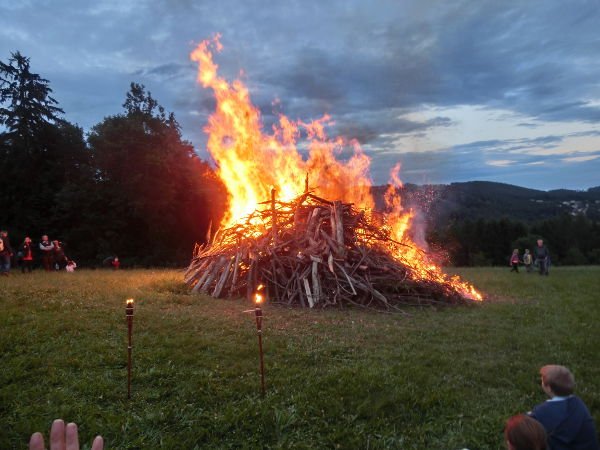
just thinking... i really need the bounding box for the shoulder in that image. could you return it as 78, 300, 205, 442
531, 400, 562, 419
570, 396, 593, 413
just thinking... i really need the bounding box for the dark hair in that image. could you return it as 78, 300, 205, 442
504, 415, 547, 450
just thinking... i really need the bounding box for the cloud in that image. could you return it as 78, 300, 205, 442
562, 154, 600, 163
1, 0, 600, 190
486, 159, 517, 167
133, 63, 191, 80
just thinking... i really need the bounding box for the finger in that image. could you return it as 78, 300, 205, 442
91, 435, 104, 450
65, 423, 79, 450
29, 432, 45, 450
50, 419, 66, 450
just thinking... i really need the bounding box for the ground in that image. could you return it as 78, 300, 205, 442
0, 267, 599, 449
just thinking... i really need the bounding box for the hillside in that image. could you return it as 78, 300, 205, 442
373, 181, 600, 224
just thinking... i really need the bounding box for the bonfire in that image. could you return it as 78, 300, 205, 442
184, 36, 483, 309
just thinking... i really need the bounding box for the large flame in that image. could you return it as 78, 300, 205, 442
190, 36, 482, 302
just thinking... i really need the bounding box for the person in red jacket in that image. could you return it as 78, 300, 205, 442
20, 236, 34, 273
510, 249, 520, 273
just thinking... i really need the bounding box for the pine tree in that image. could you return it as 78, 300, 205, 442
0, 51, 64, 146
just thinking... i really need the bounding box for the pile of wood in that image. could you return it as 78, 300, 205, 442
184, 190, 474, 310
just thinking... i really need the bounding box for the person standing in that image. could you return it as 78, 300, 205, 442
21, 236, 35, 273
534, 239, 550, 276
0, 230, 14, 276
39, 235, 54, 272
52, 240, 67, 270
523, 249, 533, 273
510, 249, 520, 273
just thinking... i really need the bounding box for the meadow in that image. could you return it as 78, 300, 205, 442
1, 267, 599, 449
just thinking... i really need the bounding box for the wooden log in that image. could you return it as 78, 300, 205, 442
334, 261, 357, 295
311, 260, 321, 305
271, 188, 278, 245
191, 259, 217, 293
199, 257, 226, 294
306, 207, 321, 238
246, 259, 257, 300
184, 258, 208, 284
333, 200, 345, 257
303, 277, 315, 308
297, 277, 307, 307
212, 257, 234, 298
229, 250, 242, 293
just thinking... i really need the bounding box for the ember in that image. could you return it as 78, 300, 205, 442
185, 36, 482, 308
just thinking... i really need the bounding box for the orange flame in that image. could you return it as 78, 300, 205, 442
190, 36, 482, 302
126, 298, 134, 306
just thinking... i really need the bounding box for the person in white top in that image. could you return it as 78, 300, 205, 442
65, 260, 77, 272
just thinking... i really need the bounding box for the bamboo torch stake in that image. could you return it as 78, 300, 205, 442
254, 286, 266, 397
126, 298, 134, 399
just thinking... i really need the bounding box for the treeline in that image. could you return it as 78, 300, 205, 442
0, 52, 227, 266
3, 52, 599, 269
430, 214, 600, 266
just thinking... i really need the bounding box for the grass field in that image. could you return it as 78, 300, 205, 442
1, 267, 599, 449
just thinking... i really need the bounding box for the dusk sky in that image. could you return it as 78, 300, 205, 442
2, 0, 599, 190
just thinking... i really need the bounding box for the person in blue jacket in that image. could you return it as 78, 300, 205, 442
529, 365, 599, 450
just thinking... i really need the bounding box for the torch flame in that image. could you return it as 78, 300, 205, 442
126, 298, 134, 306
190, 36, 483, 302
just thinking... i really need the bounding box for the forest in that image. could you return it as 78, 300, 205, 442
0, 52, 226, 266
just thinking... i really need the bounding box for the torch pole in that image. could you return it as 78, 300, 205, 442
126, 299, 134, 400
255, 305, 266, 397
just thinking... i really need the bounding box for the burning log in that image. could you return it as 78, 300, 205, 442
185, 192, 482, 310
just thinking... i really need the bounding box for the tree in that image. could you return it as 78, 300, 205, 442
85, 83, 225, 264
0, 52, 88, 243
0, 51, 64, 146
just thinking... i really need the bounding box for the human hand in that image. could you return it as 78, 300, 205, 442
29, 419, 103, 450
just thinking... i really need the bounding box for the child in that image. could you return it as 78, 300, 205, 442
529, 365, 599, 450
504, 415, 547, 450
65, 260, 77, 272
523, 249, 532, 273
21, 237, 34, 273
510, 249, 520, 273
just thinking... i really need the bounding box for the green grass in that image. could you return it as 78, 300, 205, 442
1, 267, 599, 449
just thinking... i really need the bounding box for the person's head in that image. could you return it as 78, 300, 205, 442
513, 249, 519, 254
42, 235, 48, 241
540, 365, 575, 397
525, 249, 530, 254
24, 237, 31, 244
114, 256, 119, 262
53, 240, 60, 247
0, 230, 7, 238
504, 415, 547, 450
537, 239, 543, 247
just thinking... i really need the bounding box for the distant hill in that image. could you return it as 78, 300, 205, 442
372, 181, 600, 224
